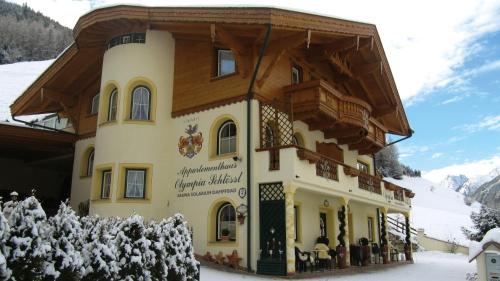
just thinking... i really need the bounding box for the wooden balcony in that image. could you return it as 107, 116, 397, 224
358, 172, 382, 194
296, 147, 340, 181
283, 79, 387, 154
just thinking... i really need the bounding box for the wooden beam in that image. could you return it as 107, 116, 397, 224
324, 127, 364, 139
326, 51, 353, 78
337, 134, 365, 145
372, 106, 396, 118
256, 49, 286, 88
265, 32, 309, 56
352, 61, 382, 77
42, 88, 77, 107
322, 36, 358, 53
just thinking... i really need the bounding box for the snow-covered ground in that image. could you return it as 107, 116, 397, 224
201, 252, 476, 281
0, 60, 53, 121
385, 176, 480, 246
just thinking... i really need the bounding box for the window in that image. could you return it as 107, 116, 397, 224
87, 149, 94, 176
292, 132, 304, 147
291, 65, 302, 84
91, 94, 100, 115
357, 161, 369, 174
216, 203, 236, 241
108, 89, 118, 121
264, 124, 275, 148
217, 49, 236, 76
367, 217, 375, 242
106, 33, 146, 50
217, 121, 237, 155
101, 170, 112, 199
124, 169, 146, 198
130, 86, 151, 120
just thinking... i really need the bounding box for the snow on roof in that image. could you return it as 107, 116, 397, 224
469, 228, 500, 262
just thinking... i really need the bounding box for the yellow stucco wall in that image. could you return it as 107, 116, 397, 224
417, 229, 469, 255
70, 137, 94, 211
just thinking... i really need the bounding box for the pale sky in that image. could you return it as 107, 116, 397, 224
6, 0, 500, 183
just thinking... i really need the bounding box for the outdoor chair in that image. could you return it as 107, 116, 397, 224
295, 246, 313, 273
313, 243, 333, 270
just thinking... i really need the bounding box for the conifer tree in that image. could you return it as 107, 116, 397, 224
115, 214, 152, 281
462, 205, 500, 241
7, 196, 57, 280
81, 217, 118, 281
48, 201, 84, 280
0, 203, 11, 280
145, 221, 167, 281
165, 214, 198, 281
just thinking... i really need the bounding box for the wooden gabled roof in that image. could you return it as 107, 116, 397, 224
10, 5, 410, 136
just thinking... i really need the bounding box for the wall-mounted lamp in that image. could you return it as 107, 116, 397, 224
236, 203, 248, 224
233, 156, 243, 162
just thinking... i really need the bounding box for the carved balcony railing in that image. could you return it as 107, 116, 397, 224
316, 157, 339, 181
296, 147, 339, 181
394, 188, 405, 202
358, 172, 382, 194
284, 80, 371, 131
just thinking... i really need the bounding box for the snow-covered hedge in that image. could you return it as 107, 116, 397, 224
0, 196, 199, 281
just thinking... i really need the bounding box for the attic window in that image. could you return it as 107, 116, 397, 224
106, 33, 146, 50
217, 49, 236, 76
291, 65, 302, 84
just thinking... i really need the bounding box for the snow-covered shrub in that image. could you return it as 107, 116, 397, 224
0, 204, 11, 280
2, 199, 18, 221
164, 214, 199, 281
466, 272, 478, 281
81, 217, 119, 281
115, 214, 152, 281
146, 221, 168, 281
7, 196, 57, 280
48, 201, 84, 280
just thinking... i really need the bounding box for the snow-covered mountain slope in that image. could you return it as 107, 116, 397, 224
385, 176, 481, 246
470, 175, 500, 209
0, 60, 53, 121
440, 174, 470, 194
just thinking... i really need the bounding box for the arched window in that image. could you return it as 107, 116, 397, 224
87, 149, 94, 176
90, 93, 100, 115
217, 121, 237, 155
130, 86, 151, 120
264, 123, 275, 148
216, 203, 236, 240
292, 132, 304, 147
108, 89, 118, 121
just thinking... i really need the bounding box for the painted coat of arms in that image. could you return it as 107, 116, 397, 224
178, 124, 203, 158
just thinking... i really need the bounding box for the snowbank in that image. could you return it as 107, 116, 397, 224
469, 228, 500, 261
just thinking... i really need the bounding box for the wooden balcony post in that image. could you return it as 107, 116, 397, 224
337, 197, 350, 268
284, 184, 298, 274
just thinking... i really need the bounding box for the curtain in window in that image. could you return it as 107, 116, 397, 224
131, 86, 150, 120
108, 90, 117, 121
217, 204, 236, 240
218, 121, 236, 155
101, 171, 111, 199
126, 170, 145, 198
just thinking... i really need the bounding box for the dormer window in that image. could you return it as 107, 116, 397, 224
217, 49, 236, 76
291, 65, 302, 84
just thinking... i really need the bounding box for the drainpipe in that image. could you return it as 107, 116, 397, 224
11, 114, 76, 135
245, 23, 272, 272
385, 128, 414, 147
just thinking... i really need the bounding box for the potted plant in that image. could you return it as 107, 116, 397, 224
359, 238, 370, 266
221, 228, 230, 241
404, 244, 413, 261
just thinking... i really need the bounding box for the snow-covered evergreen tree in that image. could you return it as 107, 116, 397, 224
462, 205, 500, 241
375, 144, 403, 179
164, 214, 199, 281
48, 201, 84, 280
146, 221, 167, 281
2, 198, 18, 221
81, 217, 119, 281
115, 214, 152, 281
7, 196, 57, 280
0, 203, 11, 280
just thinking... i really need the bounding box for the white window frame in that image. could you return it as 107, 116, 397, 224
91, 94, 100, 115
87, 150, 94, 176
217, 49, 236, 76
217, 203, 236, 240
357, 161, 369, 174
130, 86, 151, 120
217, 121, 237, 155
124, 169, 146, 199
101, 170, 112, 199
108, 89, 118, 121
292, 65, 302, 84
